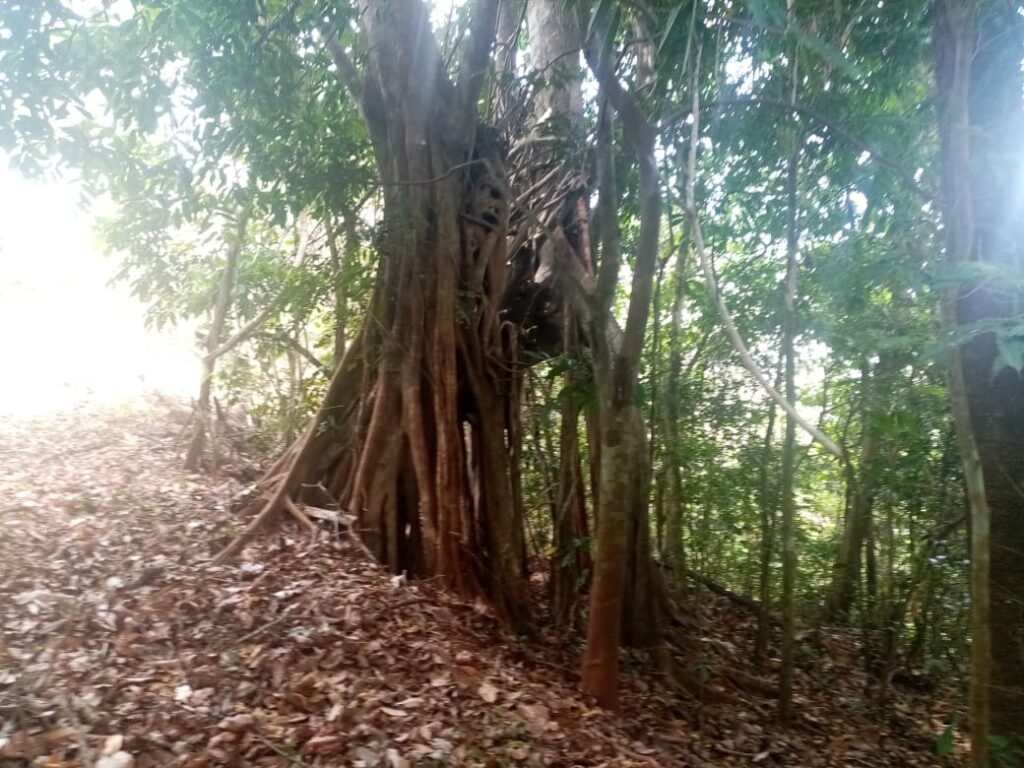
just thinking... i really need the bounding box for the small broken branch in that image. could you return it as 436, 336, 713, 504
257, 332, 331, 377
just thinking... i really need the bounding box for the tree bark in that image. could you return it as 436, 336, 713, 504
580, 35, 664, 707
527, 0, 582, 126
778, 137, 800, 725
662, 240, 689, 577
220, 0, 536, 631
185, 208, 249, 472
754, 370, 780, 669
935, 0, 1024, 759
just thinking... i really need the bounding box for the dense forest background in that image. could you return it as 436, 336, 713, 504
2, 0, 1022, 764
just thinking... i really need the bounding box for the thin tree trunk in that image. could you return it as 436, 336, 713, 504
579, 98, 626, 709
204, 217, 312, 365
328, 214, 356, 366
686, 107, 841, 461
662, 242, 689, 576
778, 32, 800, 720
648, 258, 665, 543
825, 361, 882, 622
754, 367, 780, 669
552, 346, 590, 634
495, 0, 520, 76
185, 208, 249, 472
579, 35, 664, 702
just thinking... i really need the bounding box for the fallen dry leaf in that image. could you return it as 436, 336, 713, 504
477, 681, 499, 703
0, 400, 967, 768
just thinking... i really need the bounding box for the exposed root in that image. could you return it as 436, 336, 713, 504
211, 475, 300, 565
210, 338, 364, 565
719, 667, 779, 699
282, 495, 317, 535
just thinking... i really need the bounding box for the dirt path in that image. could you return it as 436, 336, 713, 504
0, 401, 962, 767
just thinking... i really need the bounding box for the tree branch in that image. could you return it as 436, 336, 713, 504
324, 34, 363, 96
258, 332, 331, 377
583, 38, 661, 396
682, 78, 845, 461
205, 217, 314, 364
323, 28, 388, 150
457, 0, 501, 126
663, 96, 933, 202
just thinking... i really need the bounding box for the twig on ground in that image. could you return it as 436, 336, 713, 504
253, 731, 310, 768
59, 695, 93, 768
363, 596, 432, 626
345, 521, 378, 562
714, 743, 761, 758
225, 604, 302, 648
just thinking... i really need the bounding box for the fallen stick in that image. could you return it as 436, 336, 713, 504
344, 521, 378, 562
687, 570, 781, 624
300, 505, 355, 525
253, 732, 310, 768
59, 695, 93, 768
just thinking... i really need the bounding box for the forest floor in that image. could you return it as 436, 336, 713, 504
1, 397, 965, 767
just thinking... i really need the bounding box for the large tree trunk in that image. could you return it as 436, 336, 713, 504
934, 0, 1024, 759
350, 0, 530, 627
527, 0, 582, 126
216, 0, 534, 631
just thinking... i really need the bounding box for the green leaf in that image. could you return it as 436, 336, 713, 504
151, 7, 174, 36
585, 0, 613, 45
994, 331, 1024, 375
586, 0, 620, 57
658, 4, 686, 59
744, 0, 864, 80
935, 725, 955, 756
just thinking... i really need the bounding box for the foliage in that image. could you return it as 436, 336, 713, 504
4, 0, 1013, 742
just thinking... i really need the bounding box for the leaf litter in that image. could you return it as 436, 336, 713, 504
1, 398, 965, 766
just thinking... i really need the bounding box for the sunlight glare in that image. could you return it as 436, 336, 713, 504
0, 165, 197, 418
